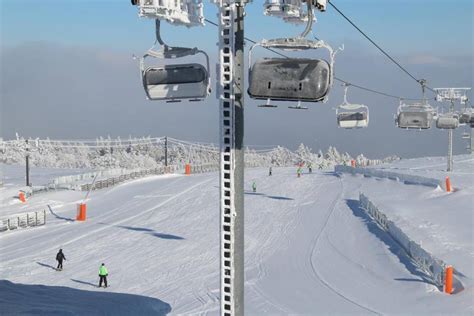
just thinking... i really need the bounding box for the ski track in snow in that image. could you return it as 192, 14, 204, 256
307, 178, 381, 315
1, 176, 212, 265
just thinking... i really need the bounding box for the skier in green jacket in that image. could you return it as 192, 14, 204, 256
98, 263, 108, 288
252, 181, 257, 193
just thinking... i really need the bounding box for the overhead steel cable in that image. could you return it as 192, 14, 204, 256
204, 18, 423, 101
328, 0, 436, 94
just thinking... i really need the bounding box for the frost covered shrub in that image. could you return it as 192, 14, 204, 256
0, 136, 398, 170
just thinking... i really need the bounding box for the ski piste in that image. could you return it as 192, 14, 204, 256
1, 155, 472, 314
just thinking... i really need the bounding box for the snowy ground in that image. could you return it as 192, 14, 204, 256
0, 156, 472, 315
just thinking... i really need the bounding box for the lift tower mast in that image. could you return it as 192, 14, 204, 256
435, 88, 471, 171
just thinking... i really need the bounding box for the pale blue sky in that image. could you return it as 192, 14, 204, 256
1, 0, 473, 158
1, 0, 472, 54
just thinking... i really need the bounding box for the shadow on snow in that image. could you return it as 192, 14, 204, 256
0, 280, 171, 315
345, 199, 437, 287
71, 278, 97, 287
244, 191, 294, 201
113, 225, 185, 240
47, 205, 75, 222
36, 262, 57, 271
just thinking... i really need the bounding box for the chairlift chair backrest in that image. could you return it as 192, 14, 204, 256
458, 109, 472, 124
249, 58, 330, 102
143, 62, 210, 101
396, 102, 434, 129
436, 113, 459, 129
248, 37, 339, 104
336, 104, 369, 129
336, 84, 369, 129
138, 20, 211, 102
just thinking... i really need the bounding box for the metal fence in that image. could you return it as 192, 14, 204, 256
49, 164, 220, 192
359, 193, 447, 288
0, 210, 46, 232
78, 166, 176, 191
335, 165, 443, 189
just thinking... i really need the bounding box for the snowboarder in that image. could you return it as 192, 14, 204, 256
252, 181, 257, 193
308, 162, 312, 173
297, 167, 302, 178
98, 263, 108, 288
55, 249, 66, 271
268, 166, 272, 176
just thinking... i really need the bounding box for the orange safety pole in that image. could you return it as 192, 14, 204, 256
19, 192, 26, 203
185, 163, 191, 175
445, 176, 451, 192
445, 265, 453, 294
76, 203, 87, 221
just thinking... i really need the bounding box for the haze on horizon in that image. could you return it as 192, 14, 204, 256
1, 0, 472, 158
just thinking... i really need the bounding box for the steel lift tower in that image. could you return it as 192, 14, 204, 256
435, 88, 471, 171
214, 0, 246, 314
131, 1, 329, 314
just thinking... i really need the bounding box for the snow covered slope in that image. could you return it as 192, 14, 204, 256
0, 156, 472, 315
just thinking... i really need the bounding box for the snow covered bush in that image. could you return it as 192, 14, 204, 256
0, 136, 399, 170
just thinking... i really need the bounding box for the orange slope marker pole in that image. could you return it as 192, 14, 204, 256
19, 192, 26, 203
445, 265, 453, 294
445, 176, 452, 192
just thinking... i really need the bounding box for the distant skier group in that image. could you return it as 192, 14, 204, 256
55, 249, 109, 288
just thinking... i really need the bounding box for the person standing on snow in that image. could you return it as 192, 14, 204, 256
269, 166, 272, 176
297, 167, 302, 178
98, 263, 108, 288
308, 162, 312, 173
252, 181, 257, 193
56, 249, 66, 271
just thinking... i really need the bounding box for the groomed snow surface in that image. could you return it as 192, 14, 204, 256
0, 156, 473, 315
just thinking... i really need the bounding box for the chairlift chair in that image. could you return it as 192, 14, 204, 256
458, 109, 472, 125
248, 2, 340, 107
139, 20, 211, 102
396, 101, 435, 130
436, 113, 459, 129
336, 84, 369, 129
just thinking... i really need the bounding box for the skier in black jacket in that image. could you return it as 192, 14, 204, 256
56, 249, 66, 270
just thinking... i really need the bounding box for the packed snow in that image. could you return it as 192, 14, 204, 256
0, 155, 472, 315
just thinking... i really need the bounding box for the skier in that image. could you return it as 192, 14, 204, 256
55, 249, 66, 271
268, 166, 272, 176
252, 181, 257, 193
98, 263, 108, 288
308, 162, 312, 173
297, 167, 302, 178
